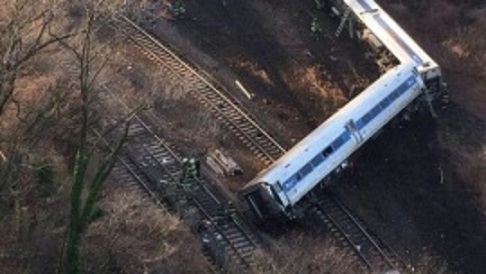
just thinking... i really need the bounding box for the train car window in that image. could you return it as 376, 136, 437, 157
340, 131, 351, 142
361, 112, 373, 126
395, 87, 402, 97
355, 119, 365, 130
299, 164, 313, 178
397, 84, 408, 96
322, 146, 334, 157
380, 97, 392, 109
332, 136, 345, 150
311, 154, 324, 167
388, 90, 398, 102
371, 104, 382, 117
283, 175, 299, 191
295, 173, 302, 181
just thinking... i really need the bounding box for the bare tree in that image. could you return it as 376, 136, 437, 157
48, 2, 147, 273
46, 8, 121, 274
0, 0, 75, 116
0, 0, 73, 215
0, 1, 145, 272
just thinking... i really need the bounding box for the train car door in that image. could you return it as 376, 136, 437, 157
345, 119, 363, 143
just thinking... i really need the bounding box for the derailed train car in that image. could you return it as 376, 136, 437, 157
241, 0, 445, 219
324, 0, 442, 94
242, 64, 424, 218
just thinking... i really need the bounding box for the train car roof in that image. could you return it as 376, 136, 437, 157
345, 0, 437, 69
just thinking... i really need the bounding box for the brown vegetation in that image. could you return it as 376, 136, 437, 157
0, 1, 209, 273
284, 64, 350, 118
380, 0, 486, 120
85, 183, 209, 273
379, 0, 486, 209
437, 111, 486, 207
254, 234, 357, 274
1, 0, 484, 272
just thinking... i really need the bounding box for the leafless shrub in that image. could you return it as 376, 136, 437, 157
86, 183, 209, 273
254, 233, 357, 274
0, 0, 210, 273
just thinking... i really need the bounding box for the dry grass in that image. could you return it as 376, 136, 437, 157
228, 55, 275, 87
441, 8, 486, 119
380, 0, 486, 214
101, 45, 194, 104
284, 64, 348, 118
98, 43, 223, 150
254, 234, 450, 274
438, 118, 486, 209
381, 0, 486, 120
254, 233, 357, 274
296, 65, 347, 104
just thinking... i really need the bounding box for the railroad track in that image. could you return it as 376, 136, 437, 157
105, 14, 408, 273
102, 86, 261, 273
307, 190, 410, 273
111, 15, 286, 166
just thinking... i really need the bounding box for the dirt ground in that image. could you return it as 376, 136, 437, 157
379, 0, 486, 121
147, 0, 379, 135
114, 0, 486, 272
138, 0, 381, 189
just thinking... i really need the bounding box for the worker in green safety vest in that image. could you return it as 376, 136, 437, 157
180, 157, 199, 186
171, 0, 186, 17
311, 17, 321, 39
176, 157, 197, 205
220, 201, 237, 221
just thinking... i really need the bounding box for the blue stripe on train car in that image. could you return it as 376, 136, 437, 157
356, 75, 417, 130
282, 75, 418, 194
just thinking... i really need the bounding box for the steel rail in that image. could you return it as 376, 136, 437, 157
140, 145, 255, 271
330, 195, 397, 269
104, 14, 410, 273
312, 192, 409, 272
111, 15, 286, 165
313, 202, 373, 269
94, 129, 165, 208
329, 193, 410, 271
101, 85, 260, 272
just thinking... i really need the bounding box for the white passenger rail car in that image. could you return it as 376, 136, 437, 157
241, 0, 445, 219
243, 64, 424, 218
